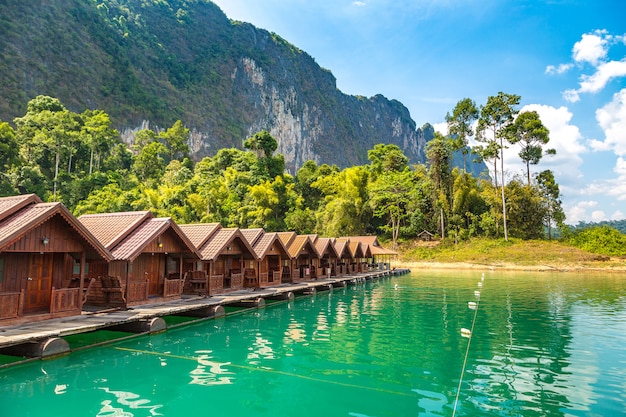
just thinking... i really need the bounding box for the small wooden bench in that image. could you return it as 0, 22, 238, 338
100, 275, 126, 305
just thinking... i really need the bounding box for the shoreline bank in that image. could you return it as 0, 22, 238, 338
394, 260, 626, 273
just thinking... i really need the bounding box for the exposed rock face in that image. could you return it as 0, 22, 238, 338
0, 0, 440, 172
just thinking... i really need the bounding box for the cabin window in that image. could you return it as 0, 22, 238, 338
72, 260, 89, 275
249, 260, 254, 269
166, 256, 177, 273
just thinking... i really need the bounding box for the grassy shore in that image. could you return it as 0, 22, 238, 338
394, 238, 626, 273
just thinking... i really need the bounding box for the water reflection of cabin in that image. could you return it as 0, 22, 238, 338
277, 232, 321, 282
178, 224, 257, 295
78, 211, 200, 308
240, 229, 289, 288
0, 194, 111, 325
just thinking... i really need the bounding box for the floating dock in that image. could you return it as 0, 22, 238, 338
0, 269, 409, 367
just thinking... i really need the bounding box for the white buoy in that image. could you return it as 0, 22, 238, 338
481, 273, 485, 281
474, 290, 481, 298
461, 328, 472, 338
394, 284, 398, 290
468, 301, 477, 310
477, 282, 483, 287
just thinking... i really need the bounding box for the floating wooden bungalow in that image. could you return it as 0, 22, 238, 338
241, 229, 289, 288
343, 236, 398, 270
278, 232, 321, 282
332, 239, 351, 276
0, 194, 112, 325
178, 224, 257, 295
314, 237, 340, 278
78, 211, 200, 308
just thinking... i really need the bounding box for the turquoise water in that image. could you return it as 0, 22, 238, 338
1, 270, 626, 416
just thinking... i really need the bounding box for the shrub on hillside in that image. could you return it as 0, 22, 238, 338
568, 226, 626, 257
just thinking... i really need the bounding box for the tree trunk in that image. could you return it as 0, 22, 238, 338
500, 138, 508, 241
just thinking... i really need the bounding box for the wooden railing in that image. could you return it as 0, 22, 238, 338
0, 291, 23, 320
127, 280, 149, 303
230, 273, 243, 291
209, 274, 224, 295
259, 272, 269, 286
50, 287, 81, 314
163, 278, 183, 298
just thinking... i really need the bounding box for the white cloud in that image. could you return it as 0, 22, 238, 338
353, 1, 366, 6
565, 200, 598, 224
592, 88, 626, 156
432, 122, 448, 136
572, 30, 609, 65
578, 59, 626, 94
504, 104, 586, 190
591, 210, 607, 222
545, 63, 573, 75
560, 30, 626, 101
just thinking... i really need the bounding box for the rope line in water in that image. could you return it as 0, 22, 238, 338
113, 346, 415, 397
451, 277, 482, 417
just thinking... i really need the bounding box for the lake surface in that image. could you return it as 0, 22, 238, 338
1, 270, 625, 416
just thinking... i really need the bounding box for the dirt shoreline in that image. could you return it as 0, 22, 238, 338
394, 260, 626, 273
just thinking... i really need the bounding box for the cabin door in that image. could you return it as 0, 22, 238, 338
146, 255, 163, 296
25, 253, 53, 311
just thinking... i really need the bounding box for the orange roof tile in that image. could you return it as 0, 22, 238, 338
240, 228, 264, 247
277, 231, 296, 247
315, 237, 338, 258
252, 232, 289, 259
0, 202, 111, 260
79, 211, 152, 249
191, 228, 257, 261
178, 223, 222, 249
0, 194, 42, 222
286, 235, 320, 259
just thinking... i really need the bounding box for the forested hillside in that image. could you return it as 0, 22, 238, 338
0, 0, 487, 174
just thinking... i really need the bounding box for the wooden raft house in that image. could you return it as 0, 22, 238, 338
178, 224, 257, 295
0, 194, 112, 325
344, 236, 398, 271
314, 237, 340, 279
241, 229, 290, 288
78, 211, 200, 309
278, 232, 321, 282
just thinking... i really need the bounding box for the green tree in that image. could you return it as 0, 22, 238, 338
81, 109, 119, 175
159, 120, 190, 162
367, 143, 409, 177
132, 141, 168, 184
426, 132, 453, 238
446, 98, 479, 172
476, 92, 521, 241
505, 179, 546, 239
535, 170, 565, 239
506, 111, 553, 185
369, 169, 414, 249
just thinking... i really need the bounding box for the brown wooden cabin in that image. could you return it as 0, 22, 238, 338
278, 232, 321, 282
241, 229, 289, 288
0, 194, 112, 325
78, 211, 200, 308
315, 237, 340, 278
332, 239, 351, 276
178, 224, 257, 295
337, 238, 366, 274
343, 236, 398, 270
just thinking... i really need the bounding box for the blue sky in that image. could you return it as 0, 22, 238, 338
211, 0, 626, 224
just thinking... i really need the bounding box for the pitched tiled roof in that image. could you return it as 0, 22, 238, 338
341, 235, 398, 256
0, 202, 111, 260
79, 211, 152, 249
286, 235, 320, 259
240, 228, 264, 247
0, 194, 42, 222
193, 228, 256, 261
333, 239, 350, 259
347, 241, 365, 258
178, 223, 222, 249
109, 217, 170, 261
315, 237, 338, 258
252, 232, 289, 259
277, 231, 296, 247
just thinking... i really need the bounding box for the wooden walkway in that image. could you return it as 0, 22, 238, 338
0, 269, 409, 364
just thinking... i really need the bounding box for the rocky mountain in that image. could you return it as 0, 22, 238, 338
0, 0, 483, 175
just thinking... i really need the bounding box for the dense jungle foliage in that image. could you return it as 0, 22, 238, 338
2, 95, 602, 251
